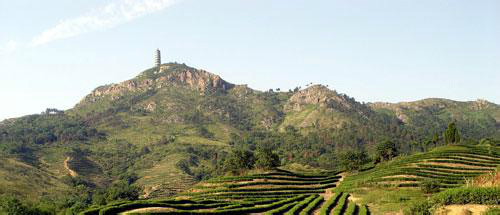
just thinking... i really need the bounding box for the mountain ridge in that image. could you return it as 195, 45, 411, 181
1, 62, 500, 206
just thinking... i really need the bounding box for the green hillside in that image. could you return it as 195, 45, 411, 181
1, 63, 500, 214
81, 168, 369, 215
337, 144, 500, 214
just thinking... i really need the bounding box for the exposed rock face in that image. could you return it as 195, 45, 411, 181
472, 99, 492, 110
285, 85, 357, 113
78, 64, 234, 105
145, 102, 157, 112
158, 68, 231, 91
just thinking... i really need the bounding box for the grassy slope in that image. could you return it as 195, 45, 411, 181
81, 168, 369, 215
3, 63, 500, 207
0, 157, 71, 199
336, 144, 500, 214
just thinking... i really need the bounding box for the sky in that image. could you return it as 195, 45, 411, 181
1, 0, 499, 120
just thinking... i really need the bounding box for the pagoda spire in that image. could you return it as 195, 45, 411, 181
155, 49, 161, 68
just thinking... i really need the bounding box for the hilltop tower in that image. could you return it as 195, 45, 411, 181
155, 49, 161, 68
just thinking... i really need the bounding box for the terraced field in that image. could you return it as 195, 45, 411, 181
81, 169, 369, 214
342, 145, 500, 190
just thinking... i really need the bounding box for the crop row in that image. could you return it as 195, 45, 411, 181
221, 177, 340, 188
344, 202, 357, 215
428, 159, 499, 168
416, 163, 494, 171
192, 190, 324, 200
319, 192, 342, 215
332, 193, 349, 215
207, 175, 341, 183
299, 195, 324, 215
189, 181, 338, 195
433, 155, 500, 165
358, 205, 369, 215
284, 195, 318, 215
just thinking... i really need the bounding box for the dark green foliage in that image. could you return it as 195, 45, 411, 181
255, 144, 280, 170
223, 148, 256, 172
432, 187, 500, 205
105, 181, 140, 203
405, 187, 500, 215
404, 201, 432, 215
0, 113, 104, 145
375, 140, 399, 162
0, 196, 51, 215
338, 150, 371, 171
420, 179, 441, 194
484, 208, 500, 215
444, 122, 461, 144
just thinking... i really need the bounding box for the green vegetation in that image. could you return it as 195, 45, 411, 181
444, 122, 461, 144
406, 187, 500, 214
2, 63, 500, 213
337, 144, 500, 214
319, 192, 342, 215
83, 169, 368, 214
484, 208, 500, 215
299, 195, 323, 215
375, 140, 398, 163
332, 193, 349, 215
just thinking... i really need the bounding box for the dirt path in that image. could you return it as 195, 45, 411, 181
64, 157, 78, 177
121, 207, 175, 214
435, 204, 490, 215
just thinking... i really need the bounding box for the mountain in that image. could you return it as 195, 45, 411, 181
370, 98, 500, 139
1, 63, 500, 207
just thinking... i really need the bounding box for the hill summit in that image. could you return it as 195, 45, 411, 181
1, 62, 500, 205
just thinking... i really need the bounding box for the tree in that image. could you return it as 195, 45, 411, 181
375, 140, 398, 162
255, 145, 280, 170
432, 133, 440, 146
338, 150, 371, 172
105, 180, 140, 202
223, 149, 255, 173
420, 179, 440, 194
0, 196, 49, 215
443, 122, 461, 144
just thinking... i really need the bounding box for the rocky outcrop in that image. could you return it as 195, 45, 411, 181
284, 85, 359, 113
471, 99, 493, 110
78, 64, 234, 105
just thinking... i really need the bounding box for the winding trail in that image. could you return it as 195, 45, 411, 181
64, 157, 78, 177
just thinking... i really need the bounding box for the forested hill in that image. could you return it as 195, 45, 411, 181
1, 63, 500, 213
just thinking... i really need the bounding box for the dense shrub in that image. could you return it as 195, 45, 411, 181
0, 196, 51, 215
421, 179, 441, 194
255, 145, 280, 170
375, 140, 399, 162
404, 201, 432, 215
223, 148, 256, 172
338, 150, 371, 172
484, 208, 500, 215
432, 187, 500, 205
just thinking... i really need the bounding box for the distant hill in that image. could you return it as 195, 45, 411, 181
1, 62, 500, 204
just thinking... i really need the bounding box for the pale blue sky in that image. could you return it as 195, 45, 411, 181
1, 0, 499, 120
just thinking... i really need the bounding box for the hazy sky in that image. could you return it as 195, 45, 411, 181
1, 0, 499, 120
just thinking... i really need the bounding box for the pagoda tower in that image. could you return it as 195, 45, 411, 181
155, 49, 161, 68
